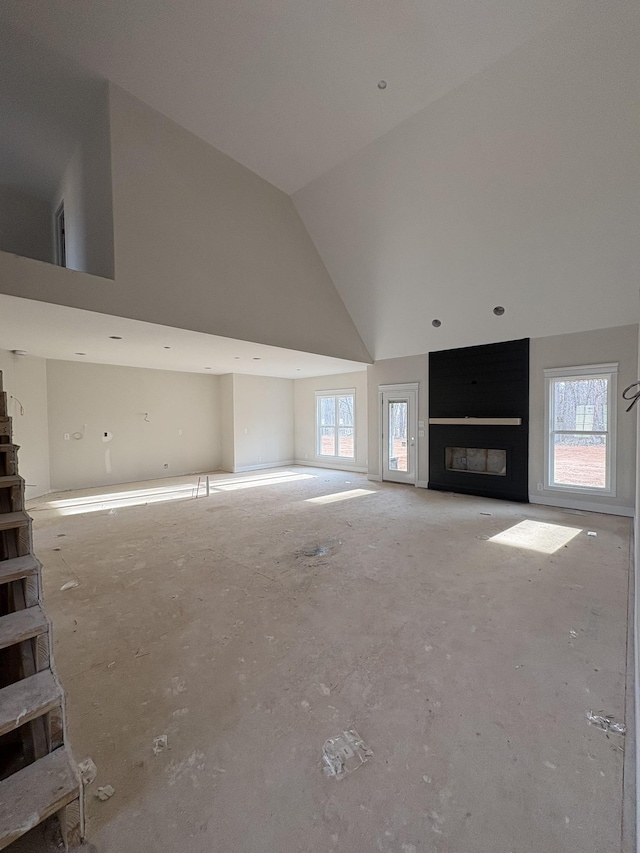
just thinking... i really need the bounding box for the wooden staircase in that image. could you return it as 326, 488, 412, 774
0, 372, 83, 850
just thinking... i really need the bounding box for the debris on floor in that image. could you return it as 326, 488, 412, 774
569, 630, 578, 639
586, 711, 626, 735
78, 757, 98, 785
322, 730, 373, 780
153, 735, 169, 755
96, 785, 115, 801
587, 531, 597, 537
60, 580, 79, 591
297, 539, 340, 559
480, 512, 492, 516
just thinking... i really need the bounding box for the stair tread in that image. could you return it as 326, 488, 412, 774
0, 748, 79, 850
0, 511, 30, 531
0, 444, 18, 451
0, 670, 61, 738
0, 475, 21, 487
0, 554, 39, 585
0, 606, 47, 650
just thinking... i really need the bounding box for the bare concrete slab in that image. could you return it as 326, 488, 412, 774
27, 468, 632, 852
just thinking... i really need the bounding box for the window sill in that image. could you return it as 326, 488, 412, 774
544, 483, 615, 498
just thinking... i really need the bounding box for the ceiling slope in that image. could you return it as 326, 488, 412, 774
294, 0, 640, 360
0, 0, 584, 193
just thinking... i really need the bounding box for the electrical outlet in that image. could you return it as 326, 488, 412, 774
178, 429, 183, 435
537, 483, 543, 491
64, 433, 70, 440
164, 463, 169, 469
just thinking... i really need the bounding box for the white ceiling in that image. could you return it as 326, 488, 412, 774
0, 0, 584, 194
0, 296, 367, 379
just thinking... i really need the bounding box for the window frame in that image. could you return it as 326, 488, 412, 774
54, 201, 66, 267
315, 389, 356, 461
543, 363, 617, 496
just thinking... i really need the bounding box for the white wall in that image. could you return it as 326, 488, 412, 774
294, 370, 368, 471
367, 355, 429, 484
53, 88, 115, 279
107, 84, 370, 363
0, 186, 52, 263
0, 350, 50, 499
219, 374, 235, 473
230, 374, 294, 472
47, 361, 221, 491
529, 325, 638, 515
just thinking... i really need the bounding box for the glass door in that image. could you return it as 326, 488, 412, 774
382, 389, 417, 484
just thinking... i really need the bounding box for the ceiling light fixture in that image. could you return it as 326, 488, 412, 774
204, 366, 212, 370
11, 349, 27, 356
164, 346, 171, 349
75, 352, 87, 356
109, 335, 123, 340
253, 357, 261, 360
432, 319, 441, 328
493, 306, 505, 316
377, 80, 387, 90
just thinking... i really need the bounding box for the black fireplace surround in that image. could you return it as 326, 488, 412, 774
428, 338, 529, 502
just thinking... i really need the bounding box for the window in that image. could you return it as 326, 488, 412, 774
316, 391, 355, 459
544, 363, 617, 494
54, 201, 66, 267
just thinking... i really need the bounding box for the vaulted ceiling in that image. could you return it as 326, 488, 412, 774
1, 0, 638, 362
1, 0, 584, 194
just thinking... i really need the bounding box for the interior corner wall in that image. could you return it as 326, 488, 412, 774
230, 374, 294, 472
53, 85, 115, 279
0, 350, 50, 499
293, 371, 368, 471
47, 361, 221, 491
529, 324, 638, 515
0, 186, 52, 263
107, 84, 370, 363
219, 374, 235, 473
367, 355, 429, 484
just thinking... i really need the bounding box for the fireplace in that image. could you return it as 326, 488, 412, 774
445, 447, 506, 476
428, 339, 529, 502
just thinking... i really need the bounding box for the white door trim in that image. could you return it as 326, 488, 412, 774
378, 383, 419, 485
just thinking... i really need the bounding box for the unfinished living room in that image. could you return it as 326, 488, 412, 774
0, 1, 639, 852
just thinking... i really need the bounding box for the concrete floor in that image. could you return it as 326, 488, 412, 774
23, 467, 633, 852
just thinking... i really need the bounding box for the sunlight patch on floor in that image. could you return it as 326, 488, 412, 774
489, 519, 582, 554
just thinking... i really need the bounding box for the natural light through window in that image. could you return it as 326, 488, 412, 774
306, 488, 376, 505
544, 363, 617, 494
489, 519, 582, 554
47, 471, 316, 515
316, 390, 355, 459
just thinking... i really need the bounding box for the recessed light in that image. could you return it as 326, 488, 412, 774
234, 356, 240, 359
432, 319, 442, 328
75, 352, 86, 356
204, 366, 212, 370
11, 349, 27, 356
378, 80, 387, 90
253, 357, 261, 360
164, 346, 171, 349
109, 336, 123, 340
493, 306, 505, 316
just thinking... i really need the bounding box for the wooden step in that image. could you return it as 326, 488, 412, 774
0, 511, 30, 532
0, 444, 18, 452
0, 606, 48, 651
0, 748, 79, 850
0, 554, 39, 586
0, 670, 61, 738
0, 476, 21, 488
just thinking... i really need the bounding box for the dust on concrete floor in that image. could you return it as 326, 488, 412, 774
24, 467, 632, 853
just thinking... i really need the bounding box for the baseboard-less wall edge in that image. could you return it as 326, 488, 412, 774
529, 494, 634, 518
234, 460, 296, 473
294, 459, 368, 474
368, 474, 382, 482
